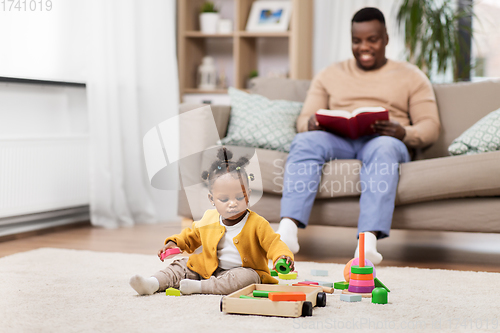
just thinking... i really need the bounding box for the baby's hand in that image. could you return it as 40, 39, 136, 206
158, 241, 181, 261
273, 255, 295, 272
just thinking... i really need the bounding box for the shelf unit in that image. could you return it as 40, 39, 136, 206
177, 0, 313, 99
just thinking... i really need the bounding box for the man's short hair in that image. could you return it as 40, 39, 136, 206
352, 7, 385, 25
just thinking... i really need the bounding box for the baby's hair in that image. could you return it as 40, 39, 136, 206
201, 147, 255, 190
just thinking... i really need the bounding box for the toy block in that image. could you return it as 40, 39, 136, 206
311, 269, 328, 276
309, 280, 334, 288
350, 273, 374, 280
239, 295, 261, 299
371, 287, 388, 304
349, 279, 375, 287
275, 258, 291, 274
350, 265, 373, 274
340, 294, 362, 302
297, 281, 319, 285
374, 277, 390, 292
160, 248, 182, 261
278, 272, 297, 280
270, 269, 278, 276
334, 281, 349, 290
269, 292, 306, 302
165, 288, 181, 296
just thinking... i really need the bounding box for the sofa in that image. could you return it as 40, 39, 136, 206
177, 78, 500, 234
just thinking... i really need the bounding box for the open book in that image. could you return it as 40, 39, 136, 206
315, 107, 389, 140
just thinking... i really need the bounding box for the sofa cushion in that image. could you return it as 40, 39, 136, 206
420, 80, 500, 159
219, 88, 303, 152
396, 150, 500, 205
448, 108, 500, 155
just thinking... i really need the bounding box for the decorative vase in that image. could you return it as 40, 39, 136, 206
198, 56, 217, 90
200, 12, 219, 34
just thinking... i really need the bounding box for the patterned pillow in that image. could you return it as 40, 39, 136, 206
448, 108, 500, 155
219, 88, 303, 152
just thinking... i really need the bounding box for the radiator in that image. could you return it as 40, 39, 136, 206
0, 136, 90, 219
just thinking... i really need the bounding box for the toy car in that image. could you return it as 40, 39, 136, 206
220, 283, 327, 318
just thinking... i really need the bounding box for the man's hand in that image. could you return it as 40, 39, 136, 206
272, 255, 295, 272
158, 241, 181, 261
307, 114, 326, 131
372, 120, 406, 141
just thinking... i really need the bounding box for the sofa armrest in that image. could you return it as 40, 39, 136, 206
177, 103, 231, 218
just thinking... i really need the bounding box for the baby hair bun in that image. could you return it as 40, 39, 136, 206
201, 170, 209, 180
217, 147, 233, 162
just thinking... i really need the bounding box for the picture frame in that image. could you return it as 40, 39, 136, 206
245, 1, 292, 32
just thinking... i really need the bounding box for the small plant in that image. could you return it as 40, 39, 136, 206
248, 70, 259, 79
200, 1, 218, 13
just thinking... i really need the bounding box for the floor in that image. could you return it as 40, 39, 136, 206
1, 221, 499, 272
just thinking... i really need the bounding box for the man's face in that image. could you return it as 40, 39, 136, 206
351, 20, 388, 71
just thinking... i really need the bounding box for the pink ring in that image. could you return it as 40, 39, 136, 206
349, 279, 375, 287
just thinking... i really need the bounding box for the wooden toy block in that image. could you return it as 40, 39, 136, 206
296, 281, 319, 285
160, 248, 182, 261
269, 292, 306, 302
349, 279, 375, 287
165, 288, 181, 296
270, 269, 278, 276
334, 281, 349, 290
340, 294, 362, 302
371, 287, 388, 304
253, 290, 281, 298
350, 273, 374, 280
374, 277, 390, 292
292, 283, 334, 294
239, 295, 261, 299
278, 272, 297, 280
311, 269, 328, 276
359, 232, 365, 267
350, 265, 373, 274
308, 280, 334, 288
275, 258, 291, 274
221, 284, 326, 318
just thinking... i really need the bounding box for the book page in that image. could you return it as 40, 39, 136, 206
316, 109, 352, 119
352, 106, 387, 116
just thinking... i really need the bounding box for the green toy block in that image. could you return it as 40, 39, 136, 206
278, 272, 298, 280
165, 288, 181, 296
371, 287, 388, 304
239, 295, 261, 299
350, 265, 373, 274
252, 290, 284, 298
374, 277, 390, 292
270, 269, 278, 276
340, 294, 362, 302
334, 281, 349, 290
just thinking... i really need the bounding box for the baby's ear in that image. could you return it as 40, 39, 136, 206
208, 193, 214, 204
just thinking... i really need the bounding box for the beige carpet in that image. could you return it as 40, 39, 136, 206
1, 248, 499, 332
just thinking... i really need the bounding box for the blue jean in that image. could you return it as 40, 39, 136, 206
280, 131, 410, 239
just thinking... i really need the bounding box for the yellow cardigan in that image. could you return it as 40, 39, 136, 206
165, 209, 293, 284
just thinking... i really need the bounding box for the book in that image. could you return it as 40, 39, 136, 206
315, 106, 389, 140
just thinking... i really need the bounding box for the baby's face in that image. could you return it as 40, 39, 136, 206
209, 173, 250, 221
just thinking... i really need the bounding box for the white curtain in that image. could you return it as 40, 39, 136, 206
313, 0, 406, 75
87, 0, 179, 228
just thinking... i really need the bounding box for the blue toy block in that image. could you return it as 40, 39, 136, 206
311, 269, 328, 276
340, 294, 362, 302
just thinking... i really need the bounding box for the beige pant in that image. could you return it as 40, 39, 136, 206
152, 257, 261, 295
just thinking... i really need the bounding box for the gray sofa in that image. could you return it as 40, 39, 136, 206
178, 78, 500, 234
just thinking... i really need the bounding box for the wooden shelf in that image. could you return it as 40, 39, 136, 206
184, 88, 229, 94
177, 0, 313, 101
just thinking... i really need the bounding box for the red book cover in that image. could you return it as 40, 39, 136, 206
315, 107, 389, 139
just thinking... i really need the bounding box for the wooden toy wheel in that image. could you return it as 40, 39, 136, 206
301, 301, 313, 317
316, 292, 327, 307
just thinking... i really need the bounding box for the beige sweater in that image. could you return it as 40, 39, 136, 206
298, 59, 441, 148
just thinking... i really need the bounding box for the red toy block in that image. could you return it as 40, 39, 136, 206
296, 281, 319, 286
160, 247, 182, 261
269, 292, 306, 302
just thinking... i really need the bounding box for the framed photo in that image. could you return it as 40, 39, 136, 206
245, 1, 292, 32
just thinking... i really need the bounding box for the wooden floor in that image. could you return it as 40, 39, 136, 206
1, 221, 500, 272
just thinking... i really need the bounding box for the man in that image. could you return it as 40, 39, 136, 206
276, 7, 440, 263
